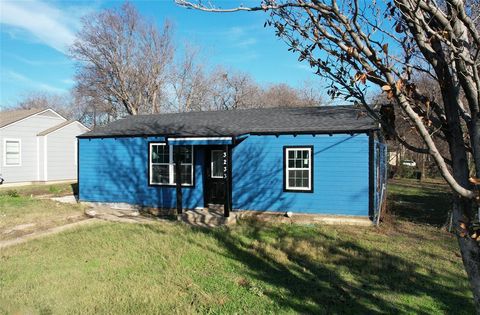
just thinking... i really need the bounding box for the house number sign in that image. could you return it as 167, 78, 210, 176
223, 151, 228, 179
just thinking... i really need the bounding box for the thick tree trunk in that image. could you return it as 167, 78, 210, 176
464, 106, 480, 314
449, 123, 480, 311
453, 197, 480, 312
441, 81, 480, 312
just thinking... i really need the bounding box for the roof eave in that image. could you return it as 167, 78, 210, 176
76, 127, 379, 139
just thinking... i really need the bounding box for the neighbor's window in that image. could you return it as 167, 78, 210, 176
284, 147, 312, 192
4, 139, 21, 166
149, 143, 193, 186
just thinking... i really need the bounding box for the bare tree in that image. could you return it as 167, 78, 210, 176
298, 79, 326, 107
13, 91, 74, 119
176, 0, 480, 309
169, 48, 318, 112
258, 83, 310, 107
210, 68, 261, 110
169, 45, 212, 112
71, 2, 174, 116
209, 69, 324, 110
72, 88, 115, 128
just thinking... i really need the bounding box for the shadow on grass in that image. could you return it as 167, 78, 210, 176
387, 179, 451, 227
187, 219, 473, 314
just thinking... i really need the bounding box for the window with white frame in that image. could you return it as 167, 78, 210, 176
284, 146, 312, 191
4, 139, 21, 166
149, 143, 193, 186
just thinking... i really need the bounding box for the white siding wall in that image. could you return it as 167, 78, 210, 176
38, 136, 46, 181
46, 123, 87, 181
0, 113, 65, 183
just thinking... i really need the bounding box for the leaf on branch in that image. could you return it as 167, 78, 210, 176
346, 46, 355, 56
441, 30, 450, 40
395, 23, 403, 33
395, 79, 404, 91
381, 85, 394, 99
313, 28, 320, 41
354, 72, 367, 84
469, 177, 480, 185
382, 43, 389, 54
459, 221, 467, 230
424, 118, 433, 127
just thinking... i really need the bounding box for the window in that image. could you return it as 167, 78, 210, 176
4, 139, 21, 166
211, 150, 224, 178
149, 143, 193, 186
284, 146, 313, 192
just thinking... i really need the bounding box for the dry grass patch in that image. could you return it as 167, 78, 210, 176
0, 195, 85, 241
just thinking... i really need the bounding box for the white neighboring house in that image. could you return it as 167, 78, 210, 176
0, 108, 90, 186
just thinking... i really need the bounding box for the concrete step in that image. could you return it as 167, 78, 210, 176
181, 209, 236, 227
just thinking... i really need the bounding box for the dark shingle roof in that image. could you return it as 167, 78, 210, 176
78, 106, 378, 138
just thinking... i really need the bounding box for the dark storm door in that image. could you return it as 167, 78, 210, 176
206, 149, 226, 204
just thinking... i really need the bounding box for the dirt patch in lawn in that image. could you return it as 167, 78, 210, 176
0, 195, 86, 241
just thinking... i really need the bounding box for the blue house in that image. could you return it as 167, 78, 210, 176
77, 106, 387, 220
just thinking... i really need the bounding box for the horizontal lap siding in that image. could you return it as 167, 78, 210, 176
0, 115, 65, 183
79, 137, 204, 209
232, 134, 369, 216
47, 123, 87, 181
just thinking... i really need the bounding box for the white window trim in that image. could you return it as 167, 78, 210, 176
211, 150, 224, 179
285, 147, 312, 191
149, 143, 194, 186
168, 137, 232, 141
3, 138, 21, 167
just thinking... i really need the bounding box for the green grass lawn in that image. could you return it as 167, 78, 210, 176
0, 184, 84, 240
387, 178, 451, 226
0, 179, 474, 314
0, 182, 77, 198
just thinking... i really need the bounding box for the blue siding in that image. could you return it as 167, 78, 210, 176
232, 134, 370, 216
79, 133, 372, 216
79, 137, 204, 209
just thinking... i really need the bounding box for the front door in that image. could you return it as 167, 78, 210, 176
205, 148, 225, 205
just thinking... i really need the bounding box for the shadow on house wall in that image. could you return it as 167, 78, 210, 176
79, 135, 298, 215
232, 140, 294, 213
79, 137, 202, 212
80, 133, 370, 216
232, 134, 370, 215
